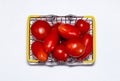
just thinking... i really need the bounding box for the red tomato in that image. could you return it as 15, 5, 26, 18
52, 23, 61, 31
43, 28, 59, 53
31, 41, 48, 62
77, 34, 93, 61
53, 44, 68, 61
58, 24, 81, 39
31, 20, 51, 40
75, 19, 90, 34
65, 39, 85, 57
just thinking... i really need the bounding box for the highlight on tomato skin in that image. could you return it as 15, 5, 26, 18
65, 38, 86, 58
75, 19, 90, 34
77, 33, 93, 61
58, 24, 81, 39
52, 44, 68, 61
31, 20, 51, 40
31, 41, 48, 62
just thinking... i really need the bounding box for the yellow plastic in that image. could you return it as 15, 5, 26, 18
83, 16, 96, 64
26, 15, 39, 63
26, 15, 96, 64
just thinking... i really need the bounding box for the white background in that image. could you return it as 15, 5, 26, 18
0, 0, 120, 81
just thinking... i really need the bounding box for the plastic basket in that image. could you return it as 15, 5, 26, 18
26, 15, 96, 66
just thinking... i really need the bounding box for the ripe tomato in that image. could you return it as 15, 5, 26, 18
31, 20, 51, 40
53, 44, 68, 61
52, 23, 61, 31
58, 24, 81, 39
43, 27, 59, 53
65, 39, 85, 57
75, 19, 90, 34
77, 34, 93, 61
31, 41, 48, 62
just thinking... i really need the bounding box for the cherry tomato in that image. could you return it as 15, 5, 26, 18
53, 44, 68, 61
31, 41, 48, 62
31, 20, 51, 40
43, 28, 59, 53
58, 24, 81, 39
77, 34, 93, 61
75, 19, 90, 34
65, 39, 85, 57
52, 23, 61, 31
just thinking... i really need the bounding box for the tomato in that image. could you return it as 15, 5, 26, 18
31, 41, 48, 62
52, 23, 61, 31
65, 39, 85, 57
58, 24, 81, 39
77, 33, 93, 61
43, 27, 59, 53
75, 19, 90, 34
31, 20, 51, 40
53, 44, 68, 61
